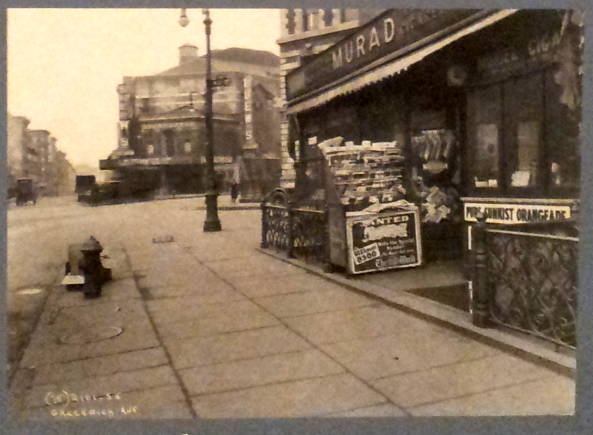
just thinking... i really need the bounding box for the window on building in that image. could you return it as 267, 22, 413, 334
184, 140, 192, 154
147, 144, 154, 156
163, 130, 176, 156
303, 10, 310, 31
467, 69, 579, 196
504, 75, 544, 189
286, 9, 296, 34
545, 68, 580, 190
140, 99, 150, 114
468, 86, 501, 188
323, 9, 333, 26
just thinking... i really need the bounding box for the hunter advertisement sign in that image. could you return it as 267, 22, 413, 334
346, 210, 422, 274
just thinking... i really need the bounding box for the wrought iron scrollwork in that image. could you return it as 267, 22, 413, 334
261, 205, 290, 252
292, 208, 327, 264
485, 230, 578, 348
261, 202, 327, 265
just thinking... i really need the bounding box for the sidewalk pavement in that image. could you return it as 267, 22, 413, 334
10, 208, 575, 420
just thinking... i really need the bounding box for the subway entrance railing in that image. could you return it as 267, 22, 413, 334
471, 215, 578, 348
262, 190, 579, 349
261, 187, 330, 268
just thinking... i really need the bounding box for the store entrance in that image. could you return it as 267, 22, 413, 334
353, 72, 465, 264
408, 88, 465, 263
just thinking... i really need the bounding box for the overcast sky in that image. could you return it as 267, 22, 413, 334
7, 8, 281, 168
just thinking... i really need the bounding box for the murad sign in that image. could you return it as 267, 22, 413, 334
286, 9, 482, 100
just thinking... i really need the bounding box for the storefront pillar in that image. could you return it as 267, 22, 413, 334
471, 213, 490, 327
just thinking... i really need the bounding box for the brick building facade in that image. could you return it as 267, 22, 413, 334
7, 113, 74, 197
277, 9, 380, 188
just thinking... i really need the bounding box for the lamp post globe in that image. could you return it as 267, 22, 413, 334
178, 8, 221, 232
178, 8, 189, 27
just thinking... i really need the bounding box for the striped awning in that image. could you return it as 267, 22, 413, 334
287, 10, 517, 114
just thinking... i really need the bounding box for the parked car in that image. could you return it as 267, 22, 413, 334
89, 181, 121, 206
76, 175, 96, 202
16, 178, 37, 206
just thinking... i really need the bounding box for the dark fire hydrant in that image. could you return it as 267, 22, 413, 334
79, 236, 111, 299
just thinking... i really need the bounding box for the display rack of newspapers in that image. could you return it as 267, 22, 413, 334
318, 136, 408, 212
317, 136, 423, 274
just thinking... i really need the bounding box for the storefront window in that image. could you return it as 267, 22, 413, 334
467, 67, 579, 196
468, 86, 500, 188
504, 75, 543, 189
512, 120, 540, 187
545, 68, 580, 190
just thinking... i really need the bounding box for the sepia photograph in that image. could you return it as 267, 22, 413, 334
4, 4, 586, 428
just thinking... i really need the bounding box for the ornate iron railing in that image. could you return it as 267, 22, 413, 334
291, 207, 327, 263
261, 196, 329, 267
472, 216, 578, 348
261, 204, 291, 253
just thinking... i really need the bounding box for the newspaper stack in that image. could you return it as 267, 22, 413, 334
317, 137, 407, 212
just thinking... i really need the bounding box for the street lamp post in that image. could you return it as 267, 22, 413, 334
179, 8, 221, 232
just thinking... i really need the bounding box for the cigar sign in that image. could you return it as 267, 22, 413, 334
286, 9, 483, 100
346, 210, 422, 274
464, 202, 572, 224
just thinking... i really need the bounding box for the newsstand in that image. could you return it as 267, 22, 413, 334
319, 136, 423, 274
262, 135, 423, 275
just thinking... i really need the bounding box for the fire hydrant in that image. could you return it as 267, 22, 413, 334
78, 236, 111, 298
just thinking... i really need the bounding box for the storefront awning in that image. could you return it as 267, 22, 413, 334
287, 10, 517, 114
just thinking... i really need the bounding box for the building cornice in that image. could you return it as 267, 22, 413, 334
277, 20, 361, 44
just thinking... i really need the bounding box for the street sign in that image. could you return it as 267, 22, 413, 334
212, 75, 231, 87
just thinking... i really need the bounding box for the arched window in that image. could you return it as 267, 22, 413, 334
162, 130, 176, 156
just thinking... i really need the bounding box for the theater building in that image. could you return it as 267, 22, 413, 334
100, 45, 282, 200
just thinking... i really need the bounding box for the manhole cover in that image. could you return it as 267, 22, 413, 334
58, 326, 123, 345
16, 288, 44, 296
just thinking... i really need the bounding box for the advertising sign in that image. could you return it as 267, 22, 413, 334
243, 76, 253, 141
286, 9, 482, 100
346, 210, 422, 274
464, 202, 571, 224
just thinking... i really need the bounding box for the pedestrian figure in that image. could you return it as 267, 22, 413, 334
230, 182, 239, 203
231, 158, 241, 203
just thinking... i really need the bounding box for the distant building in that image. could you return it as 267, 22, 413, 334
100, 45, 283, 201
47, 137, 59, 196
277, 9, 380, 187
56, 151, 76, 196
7, 114, 31, 188
29, 129, 51, 194
7, 113, 74, 197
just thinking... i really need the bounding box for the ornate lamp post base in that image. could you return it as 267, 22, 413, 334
203, 191, 221, 231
